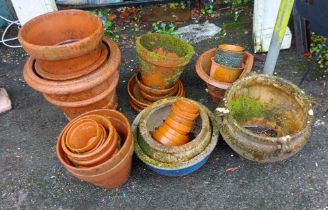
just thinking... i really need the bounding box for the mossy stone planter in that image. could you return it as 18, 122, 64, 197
216, 74, 313, 163
133, 97, 219, 176
136, 33, 194, 89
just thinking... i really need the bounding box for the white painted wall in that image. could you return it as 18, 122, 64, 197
10, 0, 58, 25
253, 0, 292, 53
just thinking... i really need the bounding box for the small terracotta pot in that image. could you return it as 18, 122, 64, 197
136, 33, 194, 89
34, 43, 108, 81
195, 48, 254, 103
23, 38, 121, 120
56, 109, 134, 189
214, 44, 244, 68
127, 74, 185, 112
18, 10, 103, 61
210, 57, 244, 83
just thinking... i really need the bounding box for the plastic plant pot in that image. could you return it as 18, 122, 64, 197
216, 74, 313, 163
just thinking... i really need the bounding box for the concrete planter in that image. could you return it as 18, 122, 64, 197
216, 74, 313, 163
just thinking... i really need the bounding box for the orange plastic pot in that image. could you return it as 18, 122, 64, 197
210, 57, 243, 83
65, 119, 102, 153
56, 109, 134, 189
195, 48, 254, 103
18, 10, 103, 61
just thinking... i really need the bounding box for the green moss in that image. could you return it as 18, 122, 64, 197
227, 96, 268, 122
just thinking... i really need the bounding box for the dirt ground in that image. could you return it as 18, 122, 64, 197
0, 6, 327, 210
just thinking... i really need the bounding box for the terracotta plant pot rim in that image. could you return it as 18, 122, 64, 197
195, 48, 253, 90
132, 99, 219, 170
136, 33, 194, 68
18, 10, 104, 60
220, 74, 313, 143
135, 73, 178, 96
23, 38, 120, 95
43, 72, 119, 107
56, 109, 133, 174
218, 44, 244, 53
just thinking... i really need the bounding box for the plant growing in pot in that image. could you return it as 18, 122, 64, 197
136, 33, 195, 89
210, 44, 245, 83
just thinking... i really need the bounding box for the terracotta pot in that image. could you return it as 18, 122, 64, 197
136, 33, 194, 89
195, 48, 254, 103
18, 9, 103, 61
137, 97, 212, 163
34, 43, 108, 81
210, 57, 244, 83
56, 109, 134, 188
214, 44, 244, 68
127, 74, 185, 112
23, 38, 121, 120
216, 74, 313, 163
65, 118, 102, 153
132, 97, 219, 176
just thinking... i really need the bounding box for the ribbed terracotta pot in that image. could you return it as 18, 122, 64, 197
56, 109, 134, 189
195, 48, 253, 103
138, 97, 212, 163
127, 74, 185, 112
23, 38, 121, 120
136, 33, 194, 89
18, 10, 103, 58
216, 74, 313, 163
133, 97, 219, 176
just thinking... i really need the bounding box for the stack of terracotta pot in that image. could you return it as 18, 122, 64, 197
195, 46, 254, 103
153, 99, 200, 146
19, 10, 121, 120
132, 97, 219, 176
128, 33, 194, 112
56, 109, 134, 189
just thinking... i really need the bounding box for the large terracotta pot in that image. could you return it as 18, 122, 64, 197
133, 97, 219, 176
216, 74, 313, 163
18, 9, 103, 60
56, 109, 134, 189
23, 38, 121, 120
195, 48, 253, 103
136, 33, 194, 89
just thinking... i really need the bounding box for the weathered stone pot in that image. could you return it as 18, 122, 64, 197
216, 74, 313, 163
133, 97, 219, 176
127, 74, 185, 112
18, 9, 103, 60
136, 33, 194, 89
195, 48, 253, 103
56, 109, 134, 189
214, 44, 244, 68
23, 38, 121, 120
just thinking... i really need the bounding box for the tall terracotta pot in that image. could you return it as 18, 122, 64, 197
136, 33, 194, 89
23, 38, 121, 120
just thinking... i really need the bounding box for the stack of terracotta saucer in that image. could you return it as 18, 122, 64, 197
19, 10, 121, 120
128, 73, 185, 112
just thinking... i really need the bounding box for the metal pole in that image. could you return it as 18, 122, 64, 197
263, 0, 294, 74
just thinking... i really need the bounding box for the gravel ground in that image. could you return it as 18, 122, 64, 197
0, 8, 327, 210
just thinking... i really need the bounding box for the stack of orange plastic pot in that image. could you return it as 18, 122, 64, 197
56, 109, 134, 189
153, 99, 200, 146
19, 10, 121, 120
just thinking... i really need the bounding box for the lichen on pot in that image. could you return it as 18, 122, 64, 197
217, 74, 313, 163
136, 33, 195, 89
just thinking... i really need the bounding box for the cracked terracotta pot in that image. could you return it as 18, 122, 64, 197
216, 74, 313, 163
23, 38, 121, 120
195, 48, 253, 103
136, 33, 194, 89
56, 109, 134, 189
18, 10, 103, 61
127, 74, 185, 112
133, 97, 219, 176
